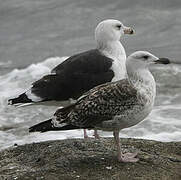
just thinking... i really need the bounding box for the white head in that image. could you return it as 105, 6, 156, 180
95, 19, 134, 49
126, 51, 170, 91
126, 51, 170, 71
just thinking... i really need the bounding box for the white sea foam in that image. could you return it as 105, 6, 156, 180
0, 57, 181, 150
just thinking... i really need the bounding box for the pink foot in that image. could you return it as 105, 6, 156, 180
123, 151, 139, 158
118, 152, 139, 163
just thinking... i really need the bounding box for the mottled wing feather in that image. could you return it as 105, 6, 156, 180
56, 79, 139, 128
77, 81, 114, 101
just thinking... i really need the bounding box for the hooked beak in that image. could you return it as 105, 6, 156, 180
154, 58, 170, 65
123, 26, 135, 35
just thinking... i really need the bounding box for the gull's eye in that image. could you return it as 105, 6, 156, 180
116, 24, 122, 30
143, 55, 149, 59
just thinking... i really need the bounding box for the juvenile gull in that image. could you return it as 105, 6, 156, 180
29, 51, 170, 162
8, 19, 134, 138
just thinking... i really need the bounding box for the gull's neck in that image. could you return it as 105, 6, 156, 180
97, 40, 127, 81
97, 40, 126, 59
127, 65, 156, 102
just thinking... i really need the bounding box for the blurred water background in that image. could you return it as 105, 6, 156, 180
0, 0, 181, 150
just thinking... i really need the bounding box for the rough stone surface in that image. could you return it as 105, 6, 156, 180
0, 138, 180, 180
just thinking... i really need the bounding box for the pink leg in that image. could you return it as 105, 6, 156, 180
83, 129, 89, 139
113, 131, 139, 162
94, 129, 100, 139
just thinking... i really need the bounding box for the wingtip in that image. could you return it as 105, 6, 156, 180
29, 119, 54, 133
7, 93, 34, 106
29, 125, 36, 133
29, 126, 43, 133
7, 99, 12, 105
29, 124, 46, 133
29, 127, 34, 133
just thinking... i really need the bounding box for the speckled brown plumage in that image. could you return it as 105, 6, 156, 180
52, 79, 148, 131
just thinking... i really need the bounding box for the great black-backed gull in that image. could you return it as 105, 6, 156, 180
29, 51, 170, 162
8, 19, 134, 138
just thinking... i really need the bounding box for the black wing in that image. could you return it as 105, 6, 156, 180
31, 49, 114, 101
51, 49, 113, 74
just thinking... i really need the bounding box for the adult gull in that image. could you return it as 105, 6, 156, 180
8, 19, 134, 138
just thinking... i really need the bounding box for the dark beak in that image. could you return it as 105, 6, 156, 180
154, 58, 170, 64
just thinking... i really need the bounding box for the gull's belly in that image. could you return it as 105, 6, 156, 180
116, 104, 153, 129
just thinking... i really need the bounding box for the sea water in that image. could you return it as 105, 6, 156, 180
0, 56, 181, 150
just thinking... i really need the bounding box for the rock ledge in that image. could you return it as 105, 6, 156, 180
0, 138, 181, 180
